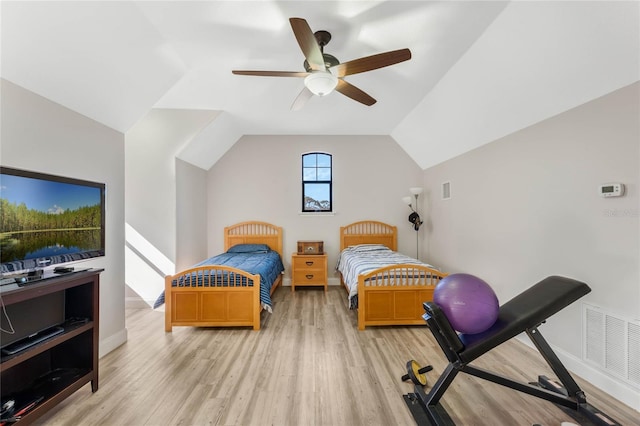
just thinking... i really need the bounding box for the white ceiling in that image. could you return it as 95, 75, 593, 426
2, 1, 638, 170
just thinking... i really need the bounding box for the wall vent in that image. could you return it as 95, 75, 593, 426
442, 181, 451, 200
583, 303, 640, 389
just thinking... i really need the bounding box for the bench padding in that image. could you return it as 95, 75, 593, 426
455, 275, 590, 363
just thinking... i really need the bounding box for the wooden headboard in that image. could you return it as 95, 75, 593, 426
340, 221, 397, 251
224, 221, 284, 258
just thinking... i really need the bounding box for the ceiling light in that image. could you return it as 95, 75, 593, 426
304, 71, 338, 96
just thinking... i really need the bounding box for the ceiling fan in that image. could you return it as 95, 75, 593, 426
232, 18, 412, 110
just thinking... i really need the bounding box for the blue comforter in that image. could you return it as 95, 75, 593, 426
154, 250, 284, 311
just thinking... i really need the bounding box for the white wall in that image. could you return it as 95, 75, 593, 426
176, 158, 207, 271
124, 109, 216, 306
1, 79, 127, 357
422, 82, 640, 409
206, 135, 425, 283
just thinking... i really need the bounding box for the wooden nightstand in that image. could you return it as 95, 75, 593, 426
291, 253, 328, 292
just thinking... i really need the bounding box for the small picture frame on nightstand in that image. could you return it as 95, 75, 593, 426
297, 240, 324, 255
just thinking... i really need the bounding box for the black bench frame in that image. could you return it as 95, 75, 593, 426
403, 276, 620, 426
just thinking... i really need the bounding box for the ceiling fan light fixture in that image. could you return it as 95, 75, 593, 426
304, 71, 338, 96
232, 18, 411, 108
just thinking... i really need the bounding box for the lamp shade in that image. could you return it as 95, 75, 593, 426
402, 196, 412, 205
304, 72, 338, 96
409, 187, 423, 196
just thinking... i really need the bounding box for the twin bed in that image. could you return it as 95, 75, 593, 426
337, 221, 448, 330
164, 220, 446, 332
164, 221, 284, 331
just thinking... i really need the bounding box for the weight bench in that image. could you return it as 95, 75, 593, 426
403, 275, 620, 426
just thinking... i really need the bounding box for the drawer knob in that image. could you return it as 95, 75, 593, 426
305, 274, 314, 280
305, 261, 314, 266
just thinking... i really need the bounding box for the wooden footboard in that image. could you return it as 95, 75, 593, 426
165, 265, 262, 332
357, 265, 447, 330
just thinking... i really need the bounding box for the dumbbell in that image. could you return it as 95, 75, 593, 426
401, 360, 433, 386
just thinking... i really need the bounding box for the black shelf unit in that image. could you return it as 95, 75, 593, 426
1, 269, 101, 424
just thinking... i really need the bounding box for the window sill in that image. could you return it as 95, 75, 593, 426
298, 211, 336, 216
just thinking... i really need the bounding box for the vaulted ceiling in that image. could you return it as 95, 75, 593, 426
2, 1, 638, 170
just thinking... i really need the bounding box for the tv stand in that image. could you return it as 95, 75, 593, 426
0, 269, 102, 424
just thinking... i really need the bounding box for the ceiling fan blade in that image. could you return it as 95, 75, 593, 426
289, 18, 325, 71
335, 79, 376, 106
330, 48, 411, 77
291, 87, 314, 111
232, 70, 310, 78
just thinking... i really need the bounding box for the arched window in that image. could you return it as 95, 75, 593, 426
302, 152, 332, 212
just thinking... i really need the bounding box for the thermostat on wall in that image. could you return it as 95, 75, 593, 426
599, 183, 625, 198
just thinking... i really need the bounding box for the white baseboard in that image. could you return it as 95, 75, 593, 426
283, 277, 342, 287
516, 335, 640, 412
556, 345, 640, 412
328, 277, 341, 286
99, 327, 127, 358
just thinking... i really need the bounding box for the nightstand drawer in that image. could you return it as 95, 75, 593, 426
292, 256, 324, 270
293, 270, 327, 284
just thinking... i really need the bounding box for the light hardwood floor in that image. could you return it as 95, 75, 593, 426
35, 286, 639, 425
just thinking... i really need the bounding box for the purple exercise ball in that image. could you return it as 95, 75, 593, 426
433, 273, 499, 334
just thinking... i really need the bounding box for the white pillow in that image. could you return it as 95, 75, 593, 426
347, 244, 391, 253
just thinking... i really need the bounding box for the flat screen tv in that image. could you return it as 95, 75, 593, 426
0, 166, 105, 275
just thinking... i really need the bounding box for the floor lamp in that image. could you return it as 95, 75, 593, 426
402, 187, 423, 259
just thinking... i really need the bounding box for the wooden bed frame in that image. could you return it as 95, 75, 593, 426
339, 220, 447, 330
165, 221, 283, 332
